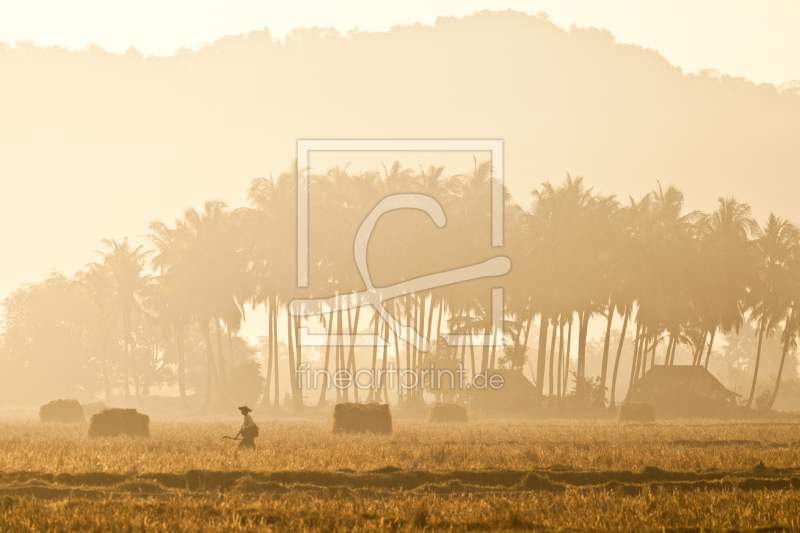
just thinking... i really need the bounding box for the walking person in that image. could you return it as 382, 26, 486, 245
235, 405, 258, 449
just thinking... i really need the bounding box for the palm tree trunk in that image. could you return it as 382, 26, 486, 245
426, 298, 435, 343
347, 306, 361, 403
285, 304, 302, 410
693, 331, 708, 366
649, 334, 657, 368
599, 300, 615, 403
489, 323, 499, 370
260, 303, 273, 410
767, 307, 794, 410
378, 319, 389, 403
457, 337, 465, 383
557, 321, 564, 399
416, 298, 425, 372
393, 310, 402, 402
481, 323, 491, 374
629, 323, 643, 392
416, 302, 424, 396
436, 302, 443, 343
548, 319, 557, 403
641, 330, 652, 379
367, 314, 380, 403
228, 328, 235, 370
468, 341, 477, 382
639, 333, 652, 379
126, 313, 142, 401
403, 298, 411, 402
202, 323, 214, 412
535, 313, 549, 408
295, 313, 304, 406
576, 311, 585, 380
177, 328, 187, 409
635, 334, 646, 380
409, 300, 418, 399
666, 335, 673, 365
577, 311, 590, 381
703, 328, 717, 369
337, 307, 347, 403
664, 336, 674, 366
101, 325, 112, 402
317, 306, 335, 407
523, 315, 533, 353
563, 318, 572, 396
669, 334, 678, 365
272, 300, 280, 409
609, 307, 630, 408
746, 315, 768, 409
215, 319, 226, 387
122, 314, 131, 400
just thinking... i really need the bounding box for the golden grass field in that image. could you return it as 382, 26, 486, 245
1, 415, 800, 531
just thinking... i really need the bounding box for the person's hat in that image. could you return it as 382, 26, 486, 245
238, 405, 252, 413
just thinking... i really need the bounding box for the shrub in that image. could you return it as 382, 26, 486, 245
565, 374, 606, 412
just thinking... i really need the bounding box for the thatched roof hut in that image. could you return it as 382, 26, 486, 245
626, 365, 738, 418
470, 369, 536, 413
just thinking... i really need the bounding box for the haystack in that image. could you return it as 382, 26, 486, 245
81, 401, 108, 417
332, 403, 392, 434
428, 403, 468, 423
88, 408, 150, 438
617, 401, 656, 422
39, 399, 85, 423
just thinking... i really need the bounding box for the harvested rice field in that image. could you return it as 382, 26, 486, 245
1, 416, 800, 531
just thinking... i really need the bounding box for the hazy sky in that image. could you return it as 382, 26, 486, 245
1, 2, 799, 346
1, 0, 798, 86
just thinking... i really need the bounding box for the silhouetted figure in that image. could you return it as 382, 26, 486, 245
235, 405, 258, 449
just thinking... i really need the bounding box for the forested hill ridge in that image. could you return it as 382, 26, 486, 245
0, 9, 799, 314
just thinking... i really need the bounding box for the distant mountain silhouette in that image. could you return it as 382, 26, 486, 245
0, 9, 798, 301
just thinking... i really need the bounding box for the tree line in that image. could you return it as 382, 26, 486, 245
2, 159, 798, 411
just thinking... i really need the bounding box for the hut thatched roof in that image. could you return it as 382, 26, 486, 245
626, 365, 737, 417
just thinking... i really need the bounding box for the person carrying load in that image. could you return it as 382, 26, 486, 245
235, 405, 258, 449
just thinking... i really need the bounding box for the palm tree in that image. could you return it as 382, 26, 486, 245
73, 262, 115, 401
695, 197, 759, 368
147, 222, 195, 409
745, 214, 800, 408
69, 155, 800, 417
87, 238, 151, 402
149, 200, 250, 411
246, 164, 302, 411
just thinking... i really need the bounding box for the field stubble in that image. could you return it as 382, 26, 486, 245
0, 416, 799, 531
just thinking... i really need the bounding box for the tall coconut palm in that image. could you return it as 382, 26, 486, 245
149, 200, 250, 411
247, 164, 303, 411
87, 238, 151, 402
745, 214, 800, 408
73, 262, 115, 401
695, 197, 759, 368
